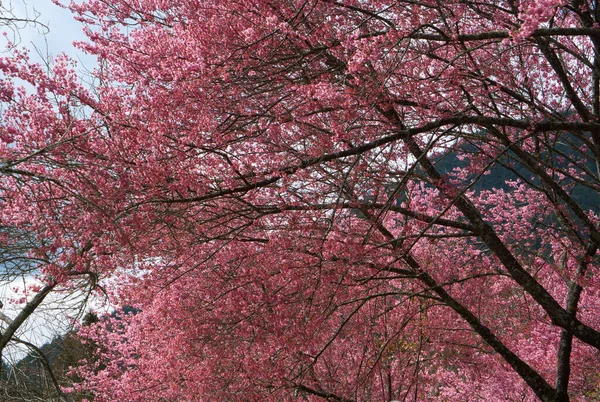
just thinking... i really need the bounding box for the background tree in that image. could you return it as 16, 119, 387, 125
0, 312, 98, 402
2, 0, 600, 401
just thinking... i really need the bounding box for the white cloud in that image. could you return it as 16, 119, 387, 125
0, 276, 110, 362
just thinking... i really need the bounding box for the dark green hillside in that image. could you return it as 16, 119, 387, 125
432, 136, 599, 213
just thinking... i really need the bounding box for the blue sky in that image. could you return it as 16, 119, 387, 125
2, 0, 96, 72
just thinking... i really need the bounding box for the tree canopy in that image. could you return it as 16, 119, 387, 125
1, 0, 600, 401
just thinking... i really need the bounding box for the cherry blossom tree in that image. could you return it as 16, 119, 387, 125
0, 5, 103, 402
2, 0, 600, 401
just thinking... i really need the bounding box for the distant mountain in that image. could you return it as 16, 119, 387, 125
431, 136, 599, 213
0, 307, 138, 401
